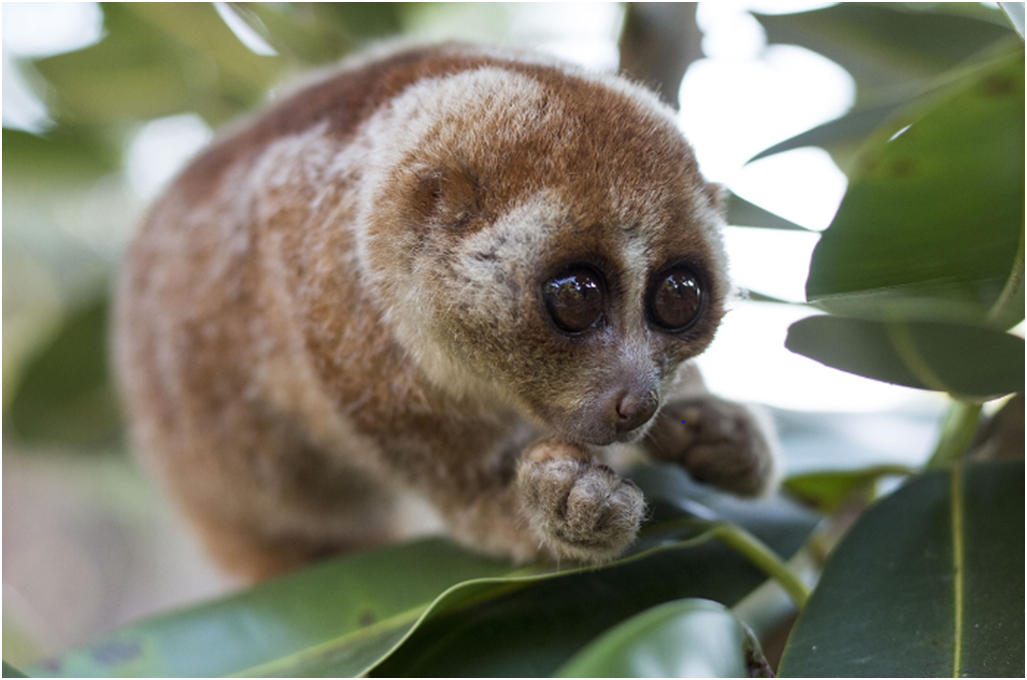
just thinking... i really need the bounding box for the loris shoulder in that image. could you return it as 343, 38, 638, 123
114, 42, 778, 582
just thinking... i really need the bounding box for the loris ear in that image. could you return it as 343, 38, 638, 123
412, 163, 481, 229
703, 181, 728, 215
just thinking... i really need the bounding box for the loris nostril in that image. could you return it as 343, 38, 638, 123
615, 390, 659, 433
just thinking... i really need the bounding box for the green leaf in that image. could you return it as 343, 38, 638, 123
229, 3, 349, 65
628, 464, 820, 552
1000, 2, 1026, 39
33, 3, 281, 126
6, 297, 122, 447
314, 3, 405, 41
28, 465, 818, 678
785, 315, 1024, 399
747, 102, 900, 173
725, 193, 811, 231
365, 469, 817, 677
363, 545, 764, 677
753, 4, 1012, 106
236, 3, 405, 66
804, 48, 1025, 329
740, 289, 804, 305
3, 661, 29, 678
778, 460, 1025, 677
784, 464, 916, 514
1, 127, 120, 183
553, 599, 766, 678
26, 539, 517, 678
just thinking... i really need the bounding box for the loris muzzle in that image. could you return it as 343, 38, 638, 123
114, 42, 778, 581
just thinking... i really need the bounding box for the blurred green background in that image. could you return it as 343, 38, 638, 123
3, 1, 1019, 668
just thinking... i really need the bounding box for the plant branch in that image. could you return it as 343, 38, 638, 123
710, 523, 811, 609
926, 400, 983, 469
619, 3, 702, 109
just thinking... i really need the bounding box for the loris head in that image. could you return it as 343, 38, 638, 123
357, 55, 729, 446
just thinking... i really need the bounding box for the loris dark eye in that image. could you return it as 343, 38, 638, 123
649, 267, 703, 332
543, 268, 605, 334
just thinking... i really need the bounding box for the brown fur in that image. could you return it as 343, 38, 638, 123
114, 43, 777, 581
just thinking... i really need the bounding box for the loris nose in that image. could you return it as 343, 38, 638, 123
614, 389, 659, 434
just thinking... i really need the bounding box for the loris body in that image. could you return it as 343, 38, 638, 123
115, 43, 777, 581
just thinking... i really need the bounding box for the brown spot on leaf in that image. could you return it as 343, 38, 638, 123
888, 158, 916, 178
979, 73, 1016, 97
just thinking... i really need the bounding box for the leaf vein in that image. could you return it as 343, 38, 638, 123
950, 462, 965, 678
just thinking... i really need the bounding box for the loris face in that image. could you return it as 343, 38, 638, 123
359, 65, 728, 445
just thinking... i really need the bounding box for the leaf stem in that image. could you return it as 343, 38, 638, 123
949, 461, 966, 677
926, 401, 983, 469
710, 523, 810, 609
986, 203, 1025, 327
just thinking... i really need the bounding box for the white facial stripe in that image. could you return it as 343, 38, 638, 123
361, 66, 547, 190
355, 67, 548, 292
449, 190, 563, 292
617, 230, 653, 334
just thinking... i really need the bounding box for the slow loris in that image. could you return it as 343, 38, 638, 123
114, 43, 778, 582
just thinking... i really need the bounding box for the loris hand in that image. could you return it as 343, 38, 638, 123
645, 396, 779, 497
516, 440, 646, 562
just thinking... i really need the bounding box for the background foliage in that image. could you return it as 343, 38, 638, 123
3, 2, 1024, 677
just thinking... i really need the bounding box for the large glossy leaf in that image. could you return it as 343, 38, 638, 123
26, 539, 517, 678
553, 599, 766, 678
27, 465, 818, 678
754, 4, 1012, 105
363, 546, 769, 677
785, 315, 1024, 400
365, 468, 817, 677
6, 298, 122, 447
779, 460, 1025, 677
804, 48, 1025, 329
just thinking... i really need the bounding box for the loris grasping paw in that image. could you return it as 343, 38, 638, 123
114, 42, 778, 581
